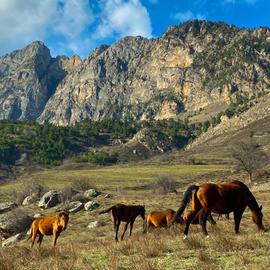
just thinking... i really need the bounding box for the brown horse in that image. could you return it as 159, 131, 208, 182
99, 204, 145, 241
171, 180, 265, 238
146, 209, 184, 231
28, 212, 69, 246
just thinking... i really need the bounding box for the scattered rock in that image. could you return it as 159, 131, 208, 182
0, 202, 18, 214
87, 221, 98, 229
64, 201, 84, 213
104, 194, 111, 198
84, 189, 100, 198
2, 233, 25, 247
0, 209, 33, 237
38, 190, 62, 208
22, 195, 38, 206
84, 201, 100, 211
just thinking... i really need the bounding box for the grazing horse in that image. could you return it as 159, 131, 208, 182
99, 204, 145, 241
28, 212, 69, 247
171, 180, 265, 238
146, 209, 184, 231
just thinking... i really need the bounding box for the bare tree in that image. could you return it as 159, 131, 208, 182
231, 139, 269, 183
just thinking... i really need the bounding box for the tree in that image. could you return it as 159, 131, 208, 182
231, 139, 269, 183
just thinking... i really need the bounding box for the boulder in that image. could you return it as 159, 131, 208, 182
0, 202, 17, 214
2, 233, 25, 247
0, 209, 33, 238
38, 190, 62, 208
64, 201, 84, 213
87, 221, 98, 229
84, 189, 100, 198
22, 195, 38, 206
84, 201, 100, 211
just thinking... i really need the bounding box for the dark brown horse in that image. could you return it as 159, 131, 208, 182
171, 180, 265, 238
28, 212, 69, 247
99, 204, 145, 241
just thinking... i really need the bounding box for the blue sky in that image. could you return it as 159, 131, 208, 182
0, 0, 269, 59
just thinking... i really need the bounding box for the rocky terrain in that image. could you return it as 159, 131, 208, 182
1, 20, 270, 125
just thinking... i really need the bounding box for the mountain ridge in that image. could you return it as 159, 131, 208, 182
0, 20, 270, 125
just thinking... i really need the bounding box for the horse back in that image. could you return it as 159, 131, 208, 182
112, 204, 142, 222
32, 216, 59, 235
196, 182, 250, 213
147, 209, 176, 227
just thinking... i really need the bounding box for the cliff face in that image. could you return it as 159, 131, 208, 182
1, 21, 270, 125
0, 41, 81, 120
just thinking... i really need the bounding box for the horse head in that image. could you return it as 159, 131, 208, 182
58, 212, 69, 230
252, 205, 265, 231
140, 205, 146, 220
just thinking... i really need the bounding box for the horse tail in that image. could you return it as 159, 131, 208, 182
170, 184, 199, 224
99, 206, 115, 215
27, 224, 33, 241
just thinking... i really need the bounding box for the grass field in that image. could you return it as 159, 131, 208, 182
0, 163, 270, 270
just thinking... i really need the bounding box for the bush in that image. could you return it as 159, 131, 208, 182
71, 179, 96, 191
13, 180, 47, 204
152, 175, 178, 194
72, 151, 119, 165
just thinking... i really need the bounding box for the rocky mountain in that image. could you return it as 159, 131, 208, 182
1, 20, 270, 125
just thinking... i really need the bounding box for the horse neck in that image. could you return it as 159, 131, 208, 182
247, 191, 260, 213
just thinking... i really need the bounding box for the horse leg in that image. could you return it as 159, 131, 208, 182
183, 212, 196, 239
53, 231, 60, 246
31, 228, 38, 247
115, 220, 120, 242
37, 232, 44, 247
199, 209, 210, 236
129, 220, 135, 236
121, 222, 129, 240
233, 209, 244, 234
207, 213, 216, 225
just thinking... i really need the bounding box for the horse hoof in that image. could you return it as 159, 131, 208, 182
183, 235, 187, 240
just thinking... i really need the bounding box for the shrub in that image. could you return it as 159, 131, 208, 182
152, 175, 178, 194
72, 151, 119, 165
71, 179, 96, 191
13, 179, 47, 204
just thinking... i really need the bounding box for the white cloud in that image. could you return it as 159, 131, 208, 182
0, 0, 94, 56
173, 10, 206, 22
224, 0, 258, 4
96, 0, 152, 39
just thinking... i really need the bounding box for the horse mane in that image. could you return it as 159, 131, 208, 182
171, 184, 199, 224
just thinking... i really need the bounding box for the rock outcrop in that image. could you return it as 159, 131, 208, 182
38, 190, 62, 208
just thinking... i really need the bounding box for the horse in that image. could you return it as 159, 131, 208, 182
99, 204, 145, 241
171, 180, 265, 238
146, 209, 184, 231
28, 212, 69, 247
